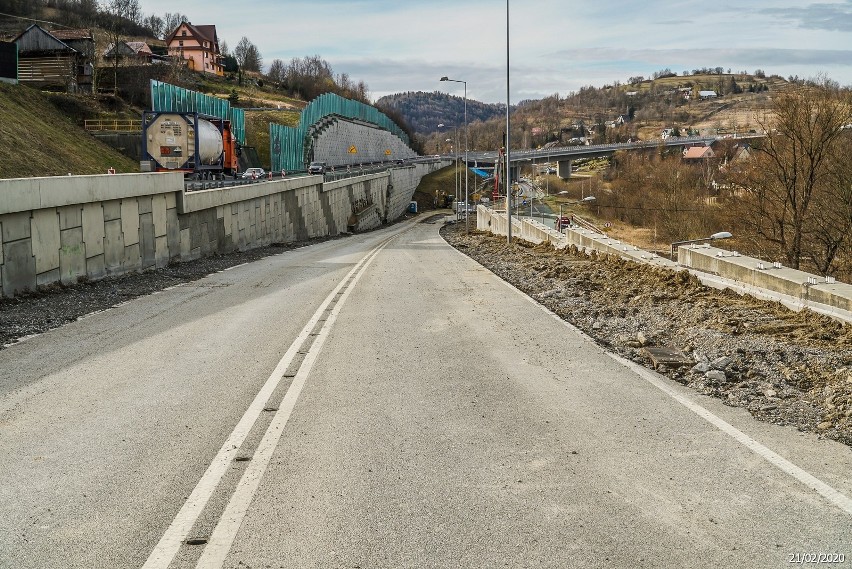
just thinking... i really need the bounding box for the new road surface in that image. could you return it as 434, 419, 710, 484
0, 216, 849, 568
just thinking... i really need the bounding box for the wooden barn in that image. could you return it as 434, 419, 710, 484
12, 25, 94, 92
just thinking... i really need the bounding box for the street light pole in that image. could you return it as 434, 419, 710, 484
440, 76, 468, 232
505, 0, 512, 244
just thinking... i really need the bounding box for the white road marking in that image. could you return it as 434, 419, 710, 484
194, 238, 391, 568
141, 238, 392, 569
450, 240, 852, 517
618, 357, 852, 516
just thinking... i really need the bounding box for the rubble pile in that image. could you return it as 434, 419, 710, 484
441, 223, 852, 447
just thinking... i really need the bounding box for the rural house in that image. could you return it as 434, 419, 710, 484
682, 146, 715, 161
104, 41, 155, 65
165, 22, 223, 76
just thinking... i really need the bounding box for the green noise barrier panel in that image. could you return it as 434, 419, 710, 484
270, 93, 410, 172
150, 80, 246, 145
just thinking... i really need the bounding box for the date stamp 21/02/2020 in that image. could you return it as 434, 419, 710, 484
788, 553, 846, 564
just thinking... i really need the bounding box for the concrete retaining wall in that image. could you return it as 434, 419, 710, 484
679, 245, 852, 319
476, 206, 852, 323
0, 162, 442, 297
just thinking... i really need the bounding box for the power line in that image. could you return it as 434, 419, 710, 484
0, 11, 74, 29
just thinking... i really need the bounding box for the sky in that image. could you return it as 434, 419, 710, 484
138, 0, 852, 104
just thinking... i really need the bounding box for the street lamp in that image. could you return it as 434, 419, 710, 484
440, 76, 468, 232
670, 231, 733, 260
505, 0, 511, 243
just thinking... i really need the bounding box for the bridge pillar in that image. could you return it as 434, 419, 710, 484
557, 159, 572, 179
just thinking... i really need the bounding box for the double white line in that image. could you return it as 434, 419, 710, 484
143, 235, 394, 569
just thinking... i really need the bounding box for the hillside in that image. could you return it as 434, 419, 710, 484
0, 83, 139, 178
376, 91, 505, 137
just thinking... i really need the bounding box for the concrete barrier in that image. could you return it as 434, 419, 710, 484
0, 163, 442, 297
678, 245, 852, 321
476, 206, 852, 323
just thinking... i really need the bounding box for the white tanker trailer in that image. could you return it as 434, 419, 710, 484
141, 111, 239, 177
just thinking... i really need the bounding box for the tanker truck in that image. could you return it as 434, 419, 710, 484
141, 111, 240, 178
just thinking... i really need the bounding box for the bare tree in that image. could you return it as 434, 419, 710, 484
736, 80, 851, 269
162, 12, 187, 37
144, 14, 164, 38
267, 58, 284, 83
100, 0, 141, 94
234, 36, 261, 82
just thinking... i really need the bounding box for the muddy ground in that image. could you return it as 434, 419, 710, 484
440, 220, 852, 448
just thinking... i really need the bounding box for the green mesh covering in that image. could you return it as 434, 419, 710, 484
270, 93, 409, 172
150, 80, 245, 145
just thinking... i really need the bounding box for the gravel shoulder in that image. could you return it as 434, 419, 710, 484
0, 236, 342, 349
439, 220, 852, 448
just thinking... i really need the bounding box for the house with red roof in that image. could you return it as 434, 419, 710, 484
682, 146, 715, 161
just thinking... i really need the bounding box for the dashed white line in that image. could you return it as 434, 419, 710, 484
141, 236, 393, 569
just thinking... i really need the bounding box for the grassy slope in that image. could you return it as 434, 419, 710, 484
0, 83, 138, 178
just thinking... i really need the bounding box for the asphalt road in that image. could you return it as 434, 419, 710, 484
0, 215, 850, 568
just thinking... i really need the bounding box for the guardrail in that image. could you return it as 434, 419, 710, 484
84, 119, 142, 132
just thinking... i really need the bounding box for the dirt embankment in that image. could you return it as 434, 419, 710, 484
440, 222, 852, 448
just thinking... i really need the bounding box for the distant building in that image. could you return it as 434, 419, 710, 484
698, 90, 718, 99
165, 22, 223, 76
12, 25, 94, 92
683, 146, 715, 160
104, 41, 155, 65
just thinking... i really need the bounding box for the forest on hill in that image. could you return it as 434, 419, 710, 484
375, 91, 505, 138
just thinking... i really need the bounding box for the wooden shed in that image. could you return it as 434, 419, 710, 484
12, 25, 94, 92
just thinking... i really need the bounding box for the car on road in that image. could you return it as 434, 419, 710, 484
308, 161, 327, 174
241, 168, 266, 180
555, 215, 572, 231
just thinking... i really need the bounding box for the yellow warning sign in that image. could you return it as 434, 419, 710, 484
385, 149, 392, 155
472, 193, 481, 201
348, 145, 358, 154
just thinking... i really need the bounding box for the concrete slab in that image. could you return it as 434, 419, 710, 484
82, 203, 104, 258
120, 199, 140, 246
0, 173, 182, 216
59, 227, 85, 284
139, 212, 155, 268
31, 209, 60, 275
138, 196, 153, 215
155, 235, 168, 268
152, 195, 167, 238
123, 242, 141, 273
103, 219, 124, 271
59, 205, 83, 231
2, 239, 35, 296
103, 199, 121, 222
2, 211, 31, 242
179, 227, 190, 257
166, 208, 180, 258
30, 208, 60, 274
87, 253, 105, 280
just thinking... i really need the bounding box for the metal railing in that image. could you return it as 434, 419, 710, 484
84, 119, 142, 132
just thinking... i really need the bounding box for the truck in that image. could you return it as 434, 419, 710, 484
140, 111, 240, 178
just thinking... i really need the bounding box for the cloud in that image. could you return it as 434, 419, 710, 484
761, 2, 852, 31
549, 46, 852, 68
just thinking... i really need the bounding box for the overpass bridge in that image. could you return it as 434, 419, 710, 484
466, 134, 763, 178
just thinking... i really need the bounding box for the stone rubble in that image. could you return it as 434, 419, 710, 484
440, 222, 852, 448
